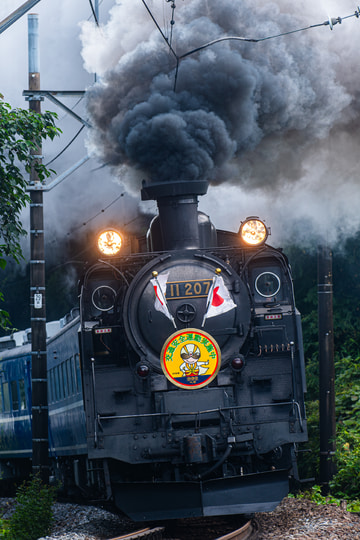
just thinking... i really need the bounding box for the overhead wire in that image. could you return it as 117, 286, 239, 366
45, 125, 85, 167
43, 0, 100, 168
141, 2, 360, 90
64, 192, 126, 238
45, 0, 104, 167
88, 0, 99, 26
141, 0, 178, 61
179, 16, 355, 58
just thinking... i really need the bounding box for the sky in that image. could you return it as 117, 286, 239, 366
0, 0, 144, 261
1, 0, 360, 251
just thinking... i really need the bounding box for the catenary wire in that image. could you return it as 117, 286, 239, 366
141, 3, 360, 89
45, 125, 85, 167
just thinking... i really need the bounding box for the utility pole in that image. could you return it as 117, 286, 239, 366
318, 245, 336, 495
28, 13, 49, 483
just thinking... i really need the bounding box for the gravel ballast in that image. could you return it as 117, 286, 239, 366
1, 496, 360, 539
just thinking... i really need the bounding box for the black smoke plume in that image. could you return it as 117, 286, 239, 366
83, 0, 352, 190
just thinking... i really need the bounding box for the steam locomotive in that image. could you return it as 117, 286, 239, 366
0, 180, 307, 521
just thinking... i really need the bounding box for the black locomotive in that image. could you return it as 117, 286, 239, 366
0, 179, 307, 520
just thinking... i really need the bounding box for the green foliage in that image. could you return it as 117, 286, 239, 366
6, 475, 57, 540
291, 484, 360, 512
330, 428, 360, 500
0, 95, 60, 328
0, 517, 10, 539
329, 356, 360, 499
287, 243, 360, 500
297, 398, 319, 481
334, 356, 360, 427
0, 290, 11, 331
298, 355, 360, 501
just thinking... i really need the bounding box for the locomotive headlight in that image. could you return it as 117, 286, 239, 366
97, 229, 122, 256
239, 217, 268, 246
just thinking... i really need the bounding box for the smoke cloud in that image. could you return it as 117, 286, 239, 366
80, 0, 360, 244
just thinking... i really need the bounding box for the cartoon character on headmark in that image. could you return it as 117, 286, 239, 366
179, 343, 209, 377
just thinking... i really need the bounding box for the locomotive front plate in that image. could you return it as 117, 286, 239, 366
160, 328, 221, 389
166, 279, 212, 300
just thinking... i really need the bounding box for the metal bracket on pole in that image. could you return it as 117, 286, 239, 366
24, 94, 44, 101
0, 0, 42, 34
23, 90, 90, 127
44, 156, 90, 191
27, 182, 46, 191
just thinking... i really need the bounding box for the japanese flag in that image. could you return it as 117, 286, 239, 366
202, 275, 236, 326
150, 272, 176, 327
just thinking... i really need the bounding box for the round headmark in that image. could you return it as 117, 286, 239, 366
160, 328, 221, 389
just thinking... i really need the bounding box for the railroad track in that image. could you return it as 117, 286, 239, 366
108, 519, 258, 540
108, 527, 165, 540
216, 519, 257, 540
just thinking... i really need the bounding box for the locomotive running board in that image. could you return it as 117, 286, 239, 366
112, 469, 289, 521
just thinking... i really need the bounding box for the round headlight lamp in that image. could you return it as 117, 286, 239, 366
239, 217, 268, 246
97, 229, 122, 256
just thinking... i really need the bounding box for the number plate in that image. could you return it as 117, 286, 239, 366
34, 293, 43, 309
166, 279, 212, 300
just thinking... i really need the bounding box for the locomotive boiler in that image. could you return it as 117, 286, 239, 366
78, 179, 307, 520
0, 178, 307, 521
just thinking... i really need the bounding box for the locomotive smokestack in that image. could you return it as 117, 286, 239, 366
141, 180, 208, 250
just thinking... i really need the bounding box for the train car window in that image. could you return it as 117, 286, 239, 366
52, 369, 56, 402
58, 365, 64, 399
19, 380, 26, 410
3, 382, 10, 412
55, 366, 61, 401
75, 354, 82, 393
71, 357, 77, 393
11, 381, 19, 411
52, 368, 56, 401
52, 369, 56, 401
71, 357, 76, 394
47, 371, 51, 403
61, 362, 68, 397
66, 358, 74, 395
48, 369, 53, 403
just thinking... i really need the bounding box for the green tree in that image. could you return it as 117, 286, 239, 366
0, 95, 60, 328
7, 474, 57, 540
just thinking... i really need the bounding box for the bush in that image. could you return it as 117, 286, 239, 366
291, 484, 360, 512
7, 475, 57, 540
0, 517, 10, 539
330, 427, 360, 500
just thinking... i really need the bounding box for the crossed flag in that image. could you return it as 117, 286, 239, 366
150, 268, 236, 328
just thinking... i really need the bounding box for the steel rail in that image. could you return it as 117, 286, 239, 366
108, 519, 257, 540
108, 527, 164, 540
216, 519, 258, 540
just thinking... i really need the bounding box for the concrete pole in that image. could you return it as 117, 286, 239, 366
28, 13, 49, 483
318, 245, 336, 494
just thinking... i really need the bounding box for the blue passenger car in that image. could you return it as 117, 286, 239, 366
0, 312, 86, 482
